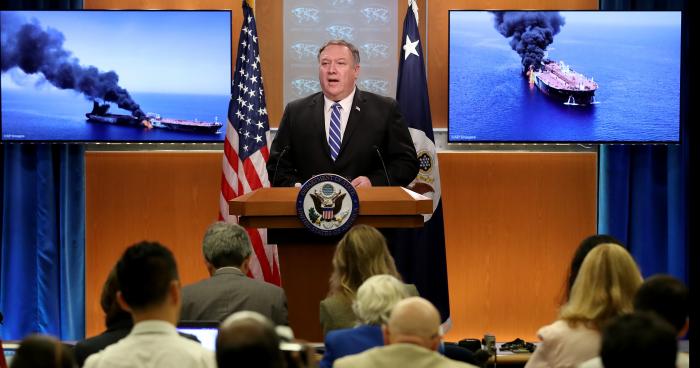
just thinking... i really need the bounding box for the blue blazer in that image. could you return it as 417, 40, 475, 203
320, 324, 383, 368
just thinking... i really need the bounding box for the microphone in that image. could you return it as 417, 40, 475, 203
271, 145, 290, 187
373, 145, 391, 186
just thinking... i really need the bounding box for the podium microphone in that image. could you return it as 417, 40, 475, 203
271, 145, 290, 187
373, 145, 391, 186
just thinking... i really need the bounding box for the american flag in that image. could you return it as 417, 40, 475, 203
220, 0, 281, 285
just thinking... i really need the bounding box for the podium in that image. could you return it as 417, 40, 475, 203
230, 186, 432, 341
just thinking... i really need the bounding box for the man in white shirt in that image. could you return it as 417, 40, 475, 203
84, 241, 215, 368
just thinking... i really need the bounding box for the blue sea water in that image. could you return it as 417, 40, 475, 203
448, 12, 681, 143
2, 89, 229, 142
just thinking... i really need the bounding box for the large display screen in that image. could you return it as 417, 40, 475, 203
1, 10, 231, 142
448, 11, 682, 143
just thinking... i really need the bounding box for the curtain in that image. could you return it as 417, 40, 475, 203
1, 144, 86, 340
597, 0, 688, 283
3, 0, 82, 9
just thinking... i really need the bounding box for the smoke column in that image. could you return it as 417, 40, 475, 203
1, 12, 145, 117
491, 11, 566, 71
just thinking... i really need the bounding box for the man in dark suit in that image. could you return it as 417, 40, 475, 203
180, 222, 288, 326
268, 39, 419, 188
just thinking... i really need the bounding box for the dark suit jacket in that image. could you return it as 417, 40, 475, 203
180, 268, 288, 326
320, 324, 383, 368
319, 283, 419, 335
268, 89, 419, 187
73, 318, 132, 367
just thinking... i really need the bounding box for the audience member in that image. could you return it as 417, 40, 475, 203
579, 274, 690, 368
320, 274, 409, 368
73, 267, 132, 366
562, 234, 622, 304
180, 222, 288, 325
320, 224, 418, 335
84, 241, 216, 368
599, 312, 678, 368
525, 243, 642, 368
9, 334, 75, 368
216, 311, 284, 368
334, 297, 476, 368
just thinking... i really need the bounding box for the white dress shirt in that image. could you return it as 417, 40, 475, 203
84, 320, 216, 368
323, 87, 356, 145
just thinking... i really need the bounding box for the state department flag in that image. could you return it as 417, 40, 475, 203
391, 0, 451, 328
219, 0, 281, 285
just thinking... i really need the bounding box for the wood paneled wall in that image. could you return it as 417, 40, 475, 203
439, 152, 597, 341
85, 151, 597, 342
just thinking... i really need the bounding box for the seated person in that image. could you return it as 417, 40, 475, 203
320, 274, 409, 368
579, 274, 689, 368
216, 311, 284, 368
9, 334, 75, 368
321, 225, 417, 335
180, 222, 288, 325
525, 243, 642, 368
73, 267, 132, 367
84, 241, 216, 368
599, 312, 677, 368
334, 297, 476, 368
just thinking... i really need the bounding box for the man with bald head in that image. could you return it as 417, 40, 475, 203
334, 297, 477, 368
216, 311, 284, 368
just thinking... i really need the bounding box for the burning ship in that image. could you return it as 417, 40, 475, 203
86, 101, 223, 134
528, 60, 598, 106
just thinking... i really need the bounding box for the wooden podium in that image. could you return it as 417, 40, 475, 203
230, 186, 432, 341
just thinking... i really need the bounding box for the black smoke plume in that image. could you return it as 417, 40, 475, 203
1, 12, 144, 117
491, 11, 566, 71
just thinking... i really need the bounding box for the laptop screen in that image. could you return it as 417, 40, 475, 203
177, 321, 219, 351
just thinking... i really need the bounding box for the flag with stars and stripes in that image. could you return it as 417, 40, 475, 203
220, 0, 280, 285
388, 0, 451, 330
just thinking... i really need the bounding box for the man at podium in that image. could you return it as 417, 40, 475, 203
268, 40, 418, 188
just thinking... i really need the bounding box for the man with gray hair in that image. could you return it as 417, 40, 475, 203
335, 297, 477, 368
180, 222, 288, 325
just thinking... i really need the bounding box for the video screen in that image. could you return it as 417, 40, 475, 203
1, 10, 231, 142
448, 11, 681, 143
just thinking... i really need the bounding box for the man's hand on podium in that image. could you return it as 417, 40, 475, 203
351, 176, 372, 188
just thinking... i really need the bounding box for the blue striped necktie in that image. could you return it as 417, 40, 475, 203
328, 103, 342, 161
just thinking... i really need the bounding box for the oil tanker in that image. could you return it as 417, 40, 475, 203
86, 101, 222, 134
528, 60, 598, 106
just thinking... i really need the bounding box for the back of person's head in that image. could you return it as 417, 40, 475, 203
384, 297, 442, 351
116, 241, 179, 310
202, 221, 252, 269
560, 243, 642, 329
10, 334, 75, 368
100, 266, 132, 328
564, 234, 623, 303
634, 274, 688, 334
352, 274, 409, 325
216, 311, 284, 368
330, 225, 400, 298
600, 312, 677, 368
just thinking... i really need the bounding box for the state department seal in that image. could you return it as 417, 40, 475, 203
296, 174, 360, 236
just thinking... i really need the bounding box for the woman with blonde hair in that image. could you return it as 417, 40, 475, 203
320, 225, 418, 335
320, 274, 410, 368
524, 243, 643, 368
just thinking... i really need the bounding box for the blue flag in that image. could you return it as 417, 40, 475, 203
390, 1, 451, 327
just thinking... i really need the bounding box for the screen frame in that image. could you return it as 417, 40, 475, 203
0, 9, 233, 144
446, 9, 684, 145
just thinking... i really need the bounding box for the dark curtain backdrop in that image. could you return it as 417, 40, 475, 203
0, 0, 85, 341
1, 144, 86, 340
3, 0, 82, 9
597, 0, 689, 284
